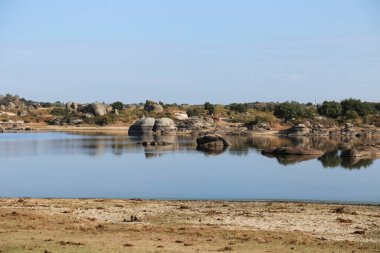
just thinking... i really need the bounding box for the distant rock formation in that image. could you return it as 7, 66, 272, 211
177, 117, 214, 132
144, 100, 164, 113
129, 117, 178, 135
66, 101, 79, 111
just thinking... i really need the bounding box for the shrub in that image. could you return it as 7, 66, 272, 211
228, 103, 249, 113
204, 102, 216, 115
51, 107, 71, 116
345, 110, 359, 120
186, 107, 202, 117
94, 116, 110, 126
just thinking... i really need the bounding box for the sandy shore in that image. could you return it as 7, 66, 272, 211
23, 123, 130, 134
0, 198, 379, 252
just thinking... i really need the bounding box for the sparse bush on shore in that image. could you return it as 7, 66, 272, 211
0, 94, 379, 127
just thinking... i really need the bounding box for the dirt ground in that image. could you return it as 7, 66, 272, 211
0, 198, 379, 253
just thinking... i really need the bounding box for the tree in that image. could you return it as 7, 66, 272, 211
340, 98, 374, 117
229, 103, 249, 113
318, 101, 342, 119
111, 101, 124, 111
274, 102, 305, 121
204, 102, 215, 115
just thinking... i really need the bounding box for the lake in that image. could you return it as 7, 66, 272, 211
0, 132, 379, 203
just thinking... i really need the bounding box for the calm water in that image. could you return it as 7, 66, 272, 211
0, 132, 379, 203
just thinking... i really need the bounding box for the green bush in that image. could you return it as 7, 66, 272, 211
111, 101, 124, 111
340, 98, 375, 117
228, 103, 249, 113
186, 107, 202, 117
318, 101, 342, 119
345, 110, 359, 120
204, 102, 216, 115
274, 102, 305, 122
51, 107, 71, 116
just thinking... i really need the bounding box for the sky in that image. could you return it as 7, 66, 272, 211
0, 0, 379, 104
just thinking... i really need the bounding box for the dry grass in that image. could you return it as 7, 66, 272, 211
0, 198, 379, 252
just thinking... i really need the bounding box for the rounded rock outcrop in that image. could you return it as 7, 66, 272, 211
89, 102, 107, 116
153, 118, 177, 134
287, 124, 310, 136
66, 101, 78, 111
177, 117, 214, 131
128, 117, 156, 135
144, 101, 164, 113
196, 134, 231, 150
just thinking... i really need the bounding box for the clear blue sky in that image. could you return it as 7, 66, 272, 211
0, 0, 379, 104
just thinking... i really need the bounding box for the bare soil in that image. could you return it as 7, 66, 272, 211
0, 198, 379, 252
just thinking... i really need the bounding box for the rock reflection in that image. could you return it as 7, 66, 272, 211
196, 146, 229, 156
0, 132, 378, 169
262, 153, 322, 166
318, 150, 375, 170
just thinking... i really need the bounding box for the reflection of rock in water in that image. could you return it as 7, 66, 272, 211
144, 152, 162, 159
137, 134, 176, 144
318, 150, 375, 170
140, 135, 178, 159
228, 149, 249, 156
340, 157, 374, 170
196, 146, 228, 156
318, 150, 342, 168
262, 153, 321, 166
262, 147, 324, 156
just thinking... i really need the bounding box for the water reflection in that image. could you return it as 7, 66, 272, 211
263, 153, 322, 166
0, 132, 379, 169
318, 150, 374, 170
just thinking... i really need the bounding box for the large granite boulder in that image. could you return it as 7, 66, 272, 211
0, 105, 5, 110
144, 100, 164, 113
7, 102, 16, 109
177, 116, 214, 131
128, 117, 156, 135
88, 102, 107, 116
287, 124, 310, 136
66, 101, 78, 111
153, 118, 177, 134
196, 134, 231, 150
173, 112, 188, 121
261, 147, 324, 156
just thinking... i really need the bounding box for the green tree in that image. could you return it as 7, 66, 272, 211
340, 98, 374, 117
274, 102, 304, 121
318, 101, 342, 118
111, 101, 124, 111
345, 110, 359, 120
204, 102, 215, 115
